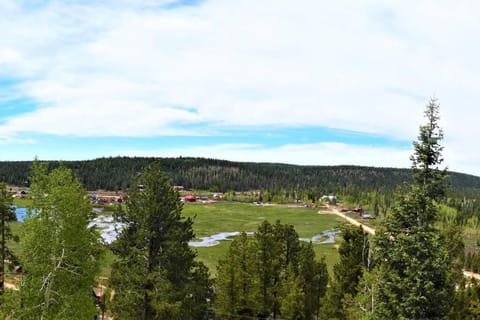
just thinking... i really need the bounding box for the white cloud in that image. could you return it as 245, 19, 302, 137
0, 101, 201, 137
0, 135, 36, 145
0, 1, 479, 174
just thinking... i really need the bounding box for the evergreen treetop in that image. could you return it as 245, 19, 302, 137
110, 163, 212, 320
372, 98, 455, 319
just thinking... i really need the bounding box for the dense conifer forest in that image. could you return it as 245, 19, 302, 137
0, 157, 479, 195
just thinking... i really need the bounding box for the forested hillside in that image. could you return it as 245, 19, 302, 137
0, 157, 479, 195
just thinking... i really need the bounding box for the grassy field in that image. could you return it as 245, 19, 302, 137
12, 198, 33, 208
9, 201, 344, 278
464, 227, 480, 253
182, 202, 344, 275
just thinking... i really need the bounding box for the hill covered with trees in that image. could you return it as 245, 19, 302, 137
0, 157, 479, 195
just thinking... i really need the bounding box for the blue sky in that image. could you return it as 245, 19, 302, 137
0, 0, 479, 175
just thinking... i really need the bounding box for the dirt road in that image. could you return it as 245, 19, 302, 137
320, 206, 480, 281
322, 206, 376, 235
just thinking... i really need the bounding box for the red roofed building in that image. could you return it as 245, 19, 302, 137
184, 194, 196, 202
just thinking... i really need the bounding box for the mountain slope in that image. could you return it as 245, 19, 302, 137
0, 157, 479, 194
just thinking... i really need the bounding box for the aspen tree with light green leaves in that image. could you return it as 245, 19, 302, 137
18, 161, 102, 320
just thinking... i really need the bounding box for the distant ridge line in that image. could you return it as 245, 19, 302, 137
0, 156, 479, 193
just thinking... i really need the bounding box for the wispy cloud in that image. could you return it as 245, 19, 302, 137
0, 134, 36, 145
0, 1, 479, 174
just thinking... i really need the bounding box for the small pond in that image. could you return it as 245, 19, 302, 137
189, 229, 341, 247
88, 215, 126, 244
14, 207, 27, 222
13, 207, 125, 244
189, 232, 255, 247
299, 229, 341, 244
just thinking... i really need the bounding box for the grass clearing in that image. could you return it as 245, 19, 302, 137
183, 202, 343, 275
183, 202, 341, 238
464, 227, 480, 252
98, 248, 117, 278
12, 198, 33, 208
7, 221, 23, 257
9, 201, 344, 278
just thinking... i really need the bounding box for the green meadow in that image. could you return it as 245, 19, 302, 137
9, 200, 344, 277
182, 202, 343, 275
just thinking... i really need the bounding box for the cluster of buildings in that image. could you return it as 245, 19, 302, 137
339, 206, 372, 219
89, 193, 124, 205
88, 185, 221, 206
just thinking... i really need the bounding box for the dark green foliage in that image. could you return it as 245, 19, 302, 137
321, 225, 367, 320
215, 232, 259, 319
411, 100, 447, 201
443, 224, 465, 285
372, 99, 455, 319
255, 220, 281, 318
0, 182, 17, 302
444, 196, 480, 227
298, 242, 328, 320
274, 222, 302, 274
280, 265, 305, 320
215, 221, 328, 320
449, 280, 480, 319
0, 157, 479, 196
109, 163, 212, 320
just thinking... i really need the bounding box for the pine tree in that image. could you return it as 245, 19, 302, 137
215, 250, 238, 319
109, 163, 212, 320
280, 264, 305, 320
273, 221, 301, 318
215, 221, 329, 320
297, 242, 328, 320
255, 220, 282, 319
215, 232, 259, 319
19, 162, 101, 319
274, 221, 301, 275
321, 224, 366, 320
372, 98, 454, 319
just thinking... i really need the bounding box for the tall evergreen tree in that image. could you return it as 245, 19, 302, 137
297, 242, 328, 320
215, 232, 259, 319
109, 163, 212, 320
274, 221, 301, 275
19, 162, 101, 319
321, 224, 366, 320
273, 221, 302, 318
215, 221, 329, 320
372, 98, 454, 319
280, 264, 305, 320
255, 220, 282, 319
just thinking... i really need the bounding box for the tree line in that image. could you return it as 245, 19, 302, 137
1, 156, 479, 195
